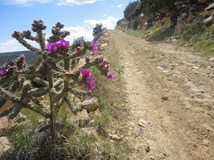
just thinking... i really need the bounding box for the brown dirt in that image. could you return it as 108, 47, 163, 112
108, 30, 214, 160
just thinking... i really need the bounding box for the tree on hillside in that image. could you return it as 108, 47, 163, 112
140, 0, 178, 27
124, 1, 141, 21
93, 24, 105, 37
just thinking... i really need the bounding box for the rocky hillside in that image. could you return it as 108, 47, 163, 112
116, 0, 214, 32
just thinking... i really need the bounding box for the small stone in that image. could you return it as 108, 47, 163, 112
209, 57, 214, 61
15, 113, 27, 123
208, 73, 214, 77
138, 119, 147, 127
75, 109, 90, 126
159, 64, 168, 69
99, 47, 105, 51
94, 109, 102, 119
96, 125, 108, 137
150, 156, 155, 160
202, 138, 210, 146
0, 117, 9, 130
161, 96, 168, 102
145, 146, 150, 153
193, 66, 200, 69
203, 15, 213, 26
100, 43, 108, 48
88, 119, 98, 127
109, 134, 123, 141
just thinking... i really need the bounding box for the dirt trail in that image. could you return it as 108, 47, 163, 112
108, 30, 214, 160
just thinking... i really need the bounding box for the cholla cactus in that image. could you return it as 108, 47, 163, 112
0, 20, 112, 147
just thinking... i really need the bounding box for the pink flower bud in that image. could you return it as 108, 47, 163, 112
76, 46, 81, 53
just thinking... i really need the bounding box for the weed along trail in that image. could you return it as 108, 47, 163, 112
108, 30, 214, 160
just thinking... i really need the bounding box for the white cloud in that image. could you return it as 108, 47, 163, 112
2, 0, 104, 6
57, 0, 102, 5
84, 16, 118, 29
63, 26, 93, 42
0, 39, 27, 53
2, 0, 50, 6
0, 39, 40, 53
117, 4, 123, 8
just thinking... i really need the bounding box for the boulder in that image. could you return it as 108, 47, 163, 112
205, 3, 214, 11
0, 117, 9, 130
203, 15, 213, 26
74, 109, 90, 127
0, 137, 12, 153
80, 97, 99, 112
99, 43, 108, 51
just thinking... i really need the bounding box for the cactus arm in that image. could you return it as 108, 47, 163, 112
0, 105, 15, 117
9, 81, 31, 119
53, 79, 64, 90
37, 31, 46, 51
0, 88, 20, 102
68, 88, 89, 99
0, 81, 20, 108
0, 87, 50, 118
0, 100, 7, 109
33, 77, 49, 87
12, 34, 45, 55
25, 104, 51, 118
28, 87, 49, 97
9, 103, 22, 119
30, 97, 50, 114
64, 97, 75, 113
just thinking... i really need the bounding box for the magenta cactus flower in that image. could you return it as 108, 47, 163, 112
0, 67, 9, 77
59, 39, 70, 49
91, 41, 98, 52
86, 75, 96, 90
46, 39, 69, 53
46, 42, 60, 53
80, 69, 91, 77
107, 72, 114, 79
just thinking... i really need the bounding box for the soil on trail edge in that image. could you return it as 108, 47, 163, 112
108, 30, 214, 160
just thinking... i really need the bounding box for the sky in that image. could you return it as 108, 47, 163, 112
0, 0, 131, 53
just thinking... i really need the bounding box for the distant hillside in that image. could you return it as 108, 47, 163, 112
0, 50, 38, 65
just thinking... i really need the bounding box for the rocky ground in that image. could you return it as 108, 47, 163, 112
107, 30, 214, 160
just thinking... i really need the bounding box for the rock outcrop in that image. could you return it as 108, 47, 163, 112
116, 1, 214, 30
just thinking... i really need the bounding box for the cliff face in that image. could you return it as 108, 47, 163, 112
116, 0, 214, 31
116, 13, 148, 30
